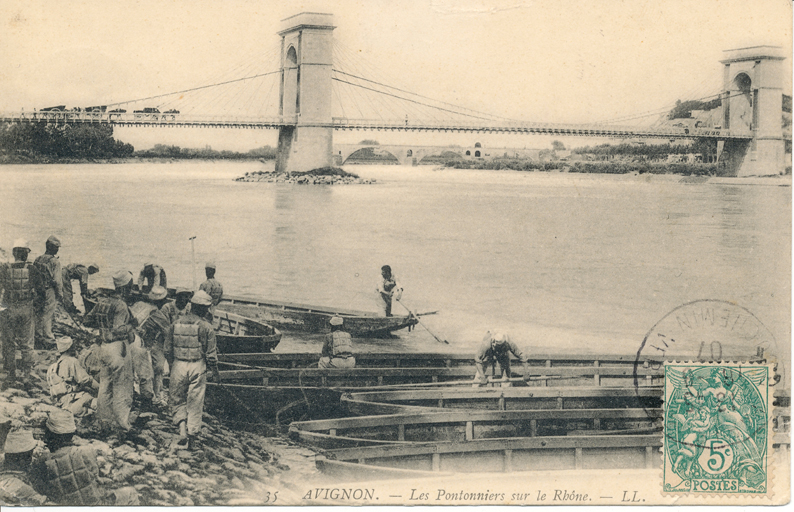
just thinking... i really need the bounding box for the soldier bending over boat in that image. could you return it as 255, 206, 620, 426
318, 316, 355, 368
473, 331, 530, 386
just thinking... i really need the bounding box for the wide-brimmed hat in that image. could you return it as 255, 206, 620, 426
46, 409, 76, 435
112, 270, 133, 288
190, 290, 212, 306
3, 429, 36, 454
56, 337, 74, 353
12, 239, 29, 250
148, 286, 168, 301
329, 316, 344, 326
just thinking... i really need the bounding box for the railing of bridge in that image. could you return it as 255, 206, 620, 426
0, 111, 297, 128
330, 118, 754, 140
0, 110, 760, 139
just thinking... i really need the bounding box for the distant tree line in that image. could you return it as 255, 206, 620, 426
0, 122, 134, 159
572, 141, 716, 159
134, 144, 276, 160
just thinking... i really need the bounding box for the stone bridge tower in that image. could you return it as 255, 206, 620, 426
719, 46, 787, 176
276, 13, 335, 173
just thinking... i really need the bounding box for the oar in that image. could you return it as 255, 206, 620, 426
396, 299, 448, 344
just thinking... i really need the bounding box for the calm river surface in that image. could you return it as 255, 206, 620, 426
0, 161, 789, 358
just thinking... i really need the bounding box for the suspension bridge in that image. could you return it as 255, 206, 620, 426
1, 12, 789, 176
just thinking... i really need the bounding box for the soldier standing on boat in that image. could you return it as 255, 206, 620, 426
473, 331, 530, 386
32, 236, 63, 349
164, 290, 219, 450
318, 316, 355, 368
82, 270, 137, 436
61, 263, 99, 316
199, 261, 223, 310
0, 239, 36, 386
137, 262, 166, 294
377, 265, 402, 317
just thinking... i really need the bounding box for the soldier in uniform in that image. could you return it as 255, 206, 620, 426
137, 285, 171, 407
82, 270, 137, 435
199, 261, 223, 310
164, 290, 219, 449
29, 409, 104, 505
473, 331, 531, 386
47, 337, 99, 417
161, 287, 192, 324
32, 235, 63, 349
0, 239, 36, 385
318, 316, 355, 368
0, 429, 47, 506
137, 262, 166, 294
61, 263, 99, 315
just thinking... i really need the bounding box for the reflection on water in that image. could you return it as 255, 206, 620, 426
0, 162, 788, 358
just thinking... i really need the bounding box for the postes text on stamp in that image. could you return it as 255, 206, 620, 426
663, 362, 772, 495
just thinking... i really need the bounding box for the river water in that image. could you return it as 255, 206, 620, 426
0, 161, 789, 360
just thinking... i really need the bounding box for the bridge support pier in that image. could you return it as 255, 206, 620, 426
719, 46, 787, 176
275, 13, 335, 174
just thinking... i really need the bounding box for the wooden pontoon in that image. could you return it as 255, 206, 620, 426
289, 408, 662, 449
315, 435, 664, 480
213, 310, 281, 354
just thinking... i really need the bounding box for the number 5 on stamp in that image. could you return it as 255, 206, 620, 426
663, 362, 773, 495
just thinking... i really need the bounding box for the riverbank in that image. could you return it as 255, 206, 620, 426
0, 312, 317, 507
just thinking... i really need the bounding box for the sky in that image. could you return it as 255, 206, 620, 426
0, 0, 791, 151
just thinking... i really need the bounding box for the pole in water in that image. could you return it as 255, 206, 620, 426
189, 236, 197, 290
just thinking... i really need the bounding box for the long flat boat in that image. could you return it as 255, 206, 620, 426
87, 286, 426, 337
216, 295, 425, 337
289, 408, 663, 449
315, 434, 663, 480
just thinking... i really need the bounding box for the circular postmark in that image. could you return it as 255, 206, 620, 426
633, 300, 780, 494
633, 299, 781, 387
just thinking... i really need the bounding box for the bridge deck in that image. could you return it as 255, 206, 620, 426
1, 111, 759, 139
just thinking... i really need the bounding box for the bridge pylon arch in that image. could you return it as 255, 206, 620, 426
719, 46, 787, 176
275, 13, 335, 173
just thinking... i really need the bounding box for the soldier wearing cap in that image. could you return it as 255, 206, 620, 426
135, 285, 170, 407
28, 409, 104, 506
473, 331, 530, 386
61, 263, 99, 315
46, 337, 98, 417
0, 429, 47, 506
161, 287, 192, 324
199, 261, 223, 309
83, 270, 137, 434
319, 316, 355, 368
0, 239, 35, 385
164, 290, 219, 449
137, 261, 167, 294
32, 235, 63, 348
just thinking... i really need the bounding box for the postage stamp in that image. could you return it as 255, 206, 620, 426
663, 362, 773, 496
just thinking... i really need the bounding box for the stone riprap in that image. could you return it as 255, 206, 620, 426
235, 169, 377, 185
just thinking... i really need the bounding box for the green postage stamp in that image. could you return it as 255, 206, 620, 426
663, 362, 773, 495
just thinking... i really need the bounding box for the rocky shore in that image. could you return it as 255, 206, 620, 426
235, 166, 377, 185
0, 313, 316, 506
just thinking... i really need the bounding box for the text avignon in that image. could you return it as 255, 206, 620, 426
303, 488, 375, 501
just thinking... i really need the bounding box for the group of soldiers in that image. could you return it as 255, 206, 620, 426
0, 235, 227, 454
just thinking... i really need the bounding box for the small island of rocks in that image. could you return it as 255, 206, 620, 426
235, 167, 377, 185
